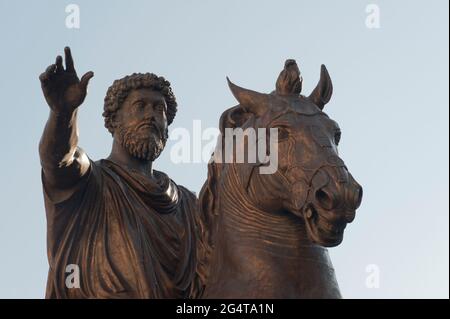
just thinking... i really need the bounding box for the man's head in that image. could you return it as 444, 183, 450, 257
103, 73, 177, 161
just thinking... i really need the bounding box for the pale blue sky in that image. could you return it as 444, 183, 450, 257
0, 0, 448, 298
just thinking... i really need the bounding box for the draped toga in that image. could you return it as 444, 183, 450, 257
42, 158, 202, 298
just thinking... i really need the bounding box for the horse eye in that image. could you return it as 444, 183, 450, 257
133, 101, 144, 109
334, 130, 341, 145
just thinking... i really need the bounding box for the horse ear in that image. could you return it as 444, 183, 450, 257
227, 77, 269, 116
308, 64, 333, 110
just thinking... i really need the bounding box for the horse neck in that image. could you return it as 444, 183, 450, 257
215, 164, 325, 260
202, 165, 341, 298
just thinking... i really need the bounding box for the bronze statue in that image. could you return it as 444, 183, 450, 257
198, 60, 363, 298
39, 47, 362, 299
39, 47, 203, 298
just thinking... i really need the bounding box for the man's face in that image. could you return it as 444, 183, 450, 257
114, 88, 169, 161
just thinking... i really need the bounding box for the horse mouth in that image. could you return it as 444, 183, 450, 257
303, 205, 347, 247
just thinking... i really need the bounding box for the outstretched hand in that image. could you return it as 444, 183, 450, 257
39, 47, 94, 113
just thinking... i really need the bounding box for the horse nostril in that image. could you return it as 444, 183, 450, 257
315, 189, 334, 210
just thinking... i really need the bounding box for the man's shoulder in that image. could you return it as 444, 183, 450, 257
92, 162, 199, 200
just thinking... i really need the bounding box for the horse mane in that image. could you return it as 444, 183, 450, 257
194, 103, 232, 294
195, 157, 222, 295
195, 104, 256, 295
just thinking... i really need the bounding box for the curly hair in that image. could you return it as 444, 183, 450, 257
103, 73, 177, 134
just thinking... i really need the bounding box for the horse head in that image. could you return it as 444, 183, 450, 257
216, 59, 363, 247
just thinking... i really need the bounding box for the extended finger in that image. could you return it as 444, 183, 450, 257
55, 55, 64, 73
64, 46, 75, 72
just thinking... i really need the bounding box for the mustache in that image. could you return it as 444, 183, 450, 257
136, 119, 165, 138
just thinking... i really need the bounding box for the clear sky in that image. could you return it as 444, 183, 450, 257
0, 0, 448, 298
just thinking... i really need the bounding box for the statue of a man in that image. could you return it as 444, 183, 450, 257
39, 47, 203, 298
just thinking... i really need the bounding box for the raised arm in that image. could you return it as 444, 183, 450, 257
39, 47, 94, 189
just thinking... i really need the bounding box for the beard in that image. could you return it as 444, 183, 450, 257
116, 122, 168, 161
